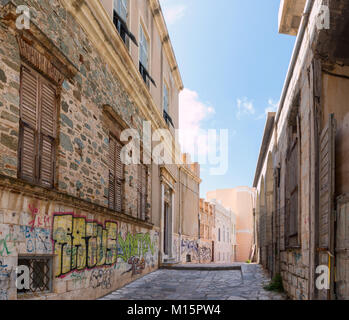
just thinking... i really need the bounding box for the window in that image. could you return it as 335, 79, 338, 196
163, 83, 169, 113
218, 228, 221, 242
163, 83, 174, 127
18, 65, 57, 188
285, 107, 300, 247
114, 0, 127, 21
113, 0, 137, 46
139, 25, 156, 87
17, 256, 53, 294
108, 134, 124, 213
139, 25, 148, 70
137, 164, 148, 221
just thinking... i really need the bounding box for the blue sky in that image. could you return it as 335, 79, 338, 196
160, 0, 296, 198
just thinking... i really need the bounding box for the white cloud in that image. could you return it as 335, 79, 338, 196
160, 1, 187, 25
179, 88, 215, 157
256, 99, 279, 119
236, 97, 255, 120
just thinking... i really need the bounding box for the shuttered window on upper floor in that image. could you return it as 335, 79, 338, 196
19, 65, 57, 188
108, 134, 124, 213
137, 164, 148, 221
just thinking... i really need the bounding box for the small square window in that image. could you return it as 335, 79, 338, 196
17, 256, 53, 295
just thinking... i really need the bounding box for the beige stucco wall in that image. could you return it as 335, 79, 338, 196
207, 187, 255, 262
100, 0, 180, 128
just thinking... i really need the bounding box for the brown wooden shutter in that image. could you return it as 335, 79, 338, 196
108, 135, 123, 213
39, 80, 56, 188
137, 164, 147, 220
115, 140, 123, 213
318, 113, 336, 300
108, 137, 116, 210
19, 66, 39, 182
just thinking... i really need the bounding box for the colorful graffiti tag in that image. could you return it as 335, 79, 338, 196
20, 226, 52, 254
52, 213, 118, 277
118, 233, 155, 262
118, 233, 156, 275
89, 269, 114, 289
199, 246, 212, 262
0, 235, 11, 257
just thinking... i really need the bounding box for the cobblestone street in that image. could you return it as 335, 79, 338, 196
100, 264, 288, 300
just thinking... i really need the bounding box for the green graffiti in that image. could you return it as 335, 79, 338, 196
0, 235, 11, 256
118, 233, 155, 262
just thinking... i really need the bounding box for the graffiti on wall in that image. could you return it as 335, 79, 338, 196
118, 233, 156, 275
199, 246, 212, 262
0, 234, 11, 257
181, 239, 199, 261
89, 269, 114, 289
0, 260, 10, 301
20, 226, 52, 254
52, 213, 118, 278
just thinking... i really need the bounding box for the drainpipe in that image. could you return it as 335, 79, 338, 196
275, 0, 315, 125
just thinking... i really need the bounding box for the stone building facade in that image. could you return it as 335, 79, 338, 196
198, 199, 215, 264
210, 199, 235, 264
254, 0, 349, 300
173, 153, 202, 264
0, 0, 200, 300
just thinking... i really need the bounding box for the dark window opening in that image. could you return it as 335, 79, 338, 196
113, 10, 138, 47
163, 110, 174, 127
139, 62, 156, 87
17, 256, 52, 295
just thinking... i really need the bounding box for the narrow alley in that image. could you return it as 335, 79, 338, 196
100, 264, 287, 300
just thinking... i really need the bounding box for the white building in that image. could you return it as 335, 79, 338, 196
210, 199, 236, 264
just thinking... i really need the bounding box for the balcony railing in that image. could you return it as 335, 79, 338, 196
139, 62, 156, 87
163, 110, 174, 127
113, 10, 138, 47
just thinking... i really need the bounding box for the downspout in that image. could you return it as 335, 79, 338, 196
275, 0, 315, 125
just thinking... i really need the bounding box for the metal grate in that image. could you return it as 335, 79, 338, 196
17, 257, 52, 294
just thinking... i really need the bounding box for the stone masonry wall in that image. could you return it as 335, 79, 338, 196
0, 0, 156, 300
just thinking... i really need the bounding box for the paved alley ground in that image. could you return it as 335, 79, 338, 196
100, 264, 288, 300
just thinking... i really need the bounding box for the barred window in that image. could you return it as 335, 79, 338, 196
18, 65, 57, 188
17, 256, 53, 295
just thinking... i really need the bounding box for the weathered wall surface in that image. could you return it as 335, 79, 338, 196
0, 0, 161, 300
0, 188, 159, 300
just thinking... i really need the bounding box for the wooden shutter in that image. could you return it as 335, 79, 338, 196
115, 140, 123, 213
39, 80, 56, 188
19, 66, 39, 182
108, 135, 123, 213
19, 65, 57, 187
137, 164, 147, 220
318, 113, 336, 300
108, 137, 116, 210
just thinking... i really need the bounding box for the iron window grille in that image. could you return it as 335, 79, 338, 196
113, 10, 138, 47
163, 110, 174, 127
17, 256, 53, 295
139, 62, 156, 87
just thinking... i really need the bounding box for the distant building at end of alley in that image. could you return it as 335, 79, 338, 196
207, 187, 256, 263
